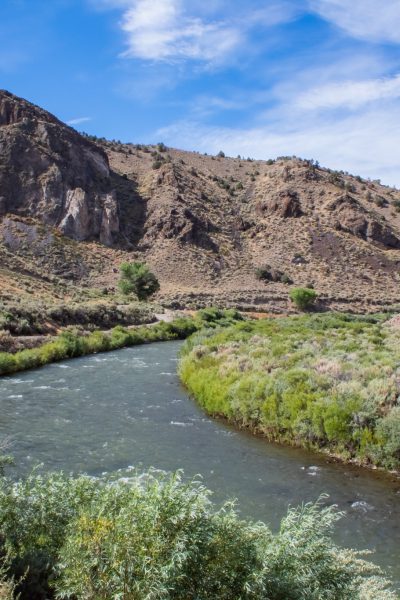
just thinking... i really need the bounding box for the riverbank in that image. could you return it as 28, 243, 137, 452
0, 308, 243, 376
179, 313, 400, 473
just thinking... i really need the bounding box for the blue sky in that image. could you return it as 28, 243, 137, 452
1, 0, 400, 185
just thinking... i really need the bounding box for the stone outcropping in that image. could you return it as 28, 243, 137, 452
327, 194, 400, 248
256, 189, 303, 218
0, 90, 119, 245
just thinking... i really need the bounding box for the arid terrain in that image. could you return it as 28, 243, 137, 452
2, 89, 400, 314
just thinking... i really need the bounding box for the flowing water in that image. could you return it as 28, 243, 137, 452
0, 341, 399, 585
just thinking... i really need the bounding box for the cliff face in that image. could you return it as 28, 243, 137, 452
0, 90, 119, 245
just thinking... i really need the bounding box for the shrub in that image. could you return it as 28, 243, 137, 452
290, 287, 318, 310
0, 471, 396, 599
256, 265, 293, 285
118, 262, 160, 301
0, 354, 16, 375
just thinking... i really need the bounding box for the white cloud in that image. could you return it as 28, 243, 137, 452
66, 117, 92, 125
309, 0, 400, 44
95, 0, 300, 64
296, 73, 400, 110
119, 0, 242, 63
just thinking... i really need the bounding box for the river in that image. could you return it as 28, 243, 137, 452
0, 341, 399, 585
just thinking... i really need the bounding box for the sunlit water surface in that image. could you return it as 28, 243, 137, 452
0, 341, 399, 585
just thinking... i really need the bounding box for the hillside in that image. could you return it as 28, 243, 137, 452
2, 89, 400, 313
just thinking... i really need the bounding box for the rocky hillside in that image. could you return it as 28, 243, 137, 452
2, 89, 400, 313
0, 89, 119, 245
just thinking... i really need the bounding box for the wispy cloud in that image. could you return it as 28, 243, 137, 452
156, 49, 400, 186
96, 0, 300, 64
296, 73, 400, 110
157, 103, 400, 186
119, 0, 241, 63
66, 116, 92, 125
309, 0, 400, 44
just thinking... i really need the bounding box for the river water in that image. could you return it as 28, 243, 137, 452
0, 341, 399, 585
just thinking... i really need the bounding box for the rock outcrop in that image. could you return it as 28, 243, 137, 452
256, 189, 303, 218
0, 90, 119, 245
327, 194, 400, 248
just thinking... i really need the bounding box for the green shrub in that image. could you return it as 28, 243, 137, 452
0, 471, 396, 600
118, 262, 160, 301
290, 287, 318, 310
0, 353, 16, 375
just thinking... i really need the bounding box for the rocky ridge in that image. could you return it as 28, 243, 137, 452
0, 90, 119, 245
2, 89, 400, 313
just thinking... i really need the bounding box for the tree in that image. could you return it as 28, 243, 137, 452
118, 262, 160, 301
290, 287, 318, 310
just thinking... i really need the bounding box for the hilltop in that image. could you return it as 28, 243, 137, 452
1, 89, 400, 314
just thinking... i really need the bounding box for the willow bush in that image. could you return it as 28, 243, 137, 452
179, 313, 400, 470
0, 470, 396, 599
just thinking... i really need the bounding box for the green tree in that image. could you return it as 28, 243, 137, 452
289, 287, 318, 310
118, 262, 160, 301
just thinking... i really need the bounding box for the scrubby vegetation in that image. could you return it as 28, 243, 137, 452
0, 300, 155, 336
179, 313, 400, 470
255, 265, 292, 284
0, 308, 243, 376
0, 468, 397, 599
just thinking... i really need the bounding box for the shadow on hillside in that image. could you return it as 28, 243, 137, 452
111, 171, 148, 249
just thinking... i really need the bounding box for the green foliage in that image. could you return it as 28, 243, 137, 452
0, 442, 13, 478
119, 262, 160, 301
290, 287, 318, 310
0, 310, 243, 377
179, 313, 400, 470
0, 300, 154, 336
0, 471, 396, 599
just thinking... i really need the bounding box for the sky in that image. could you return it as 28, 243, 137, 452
1, 0, 400, 185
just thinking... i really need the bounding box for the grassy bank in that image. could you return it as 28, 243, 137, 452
0, 468, 397, 599
179, 313, 400, 471
0, 308, 243, 376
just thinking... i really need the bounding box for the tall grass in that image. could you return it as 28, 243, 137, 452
179, 313, 400, 470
